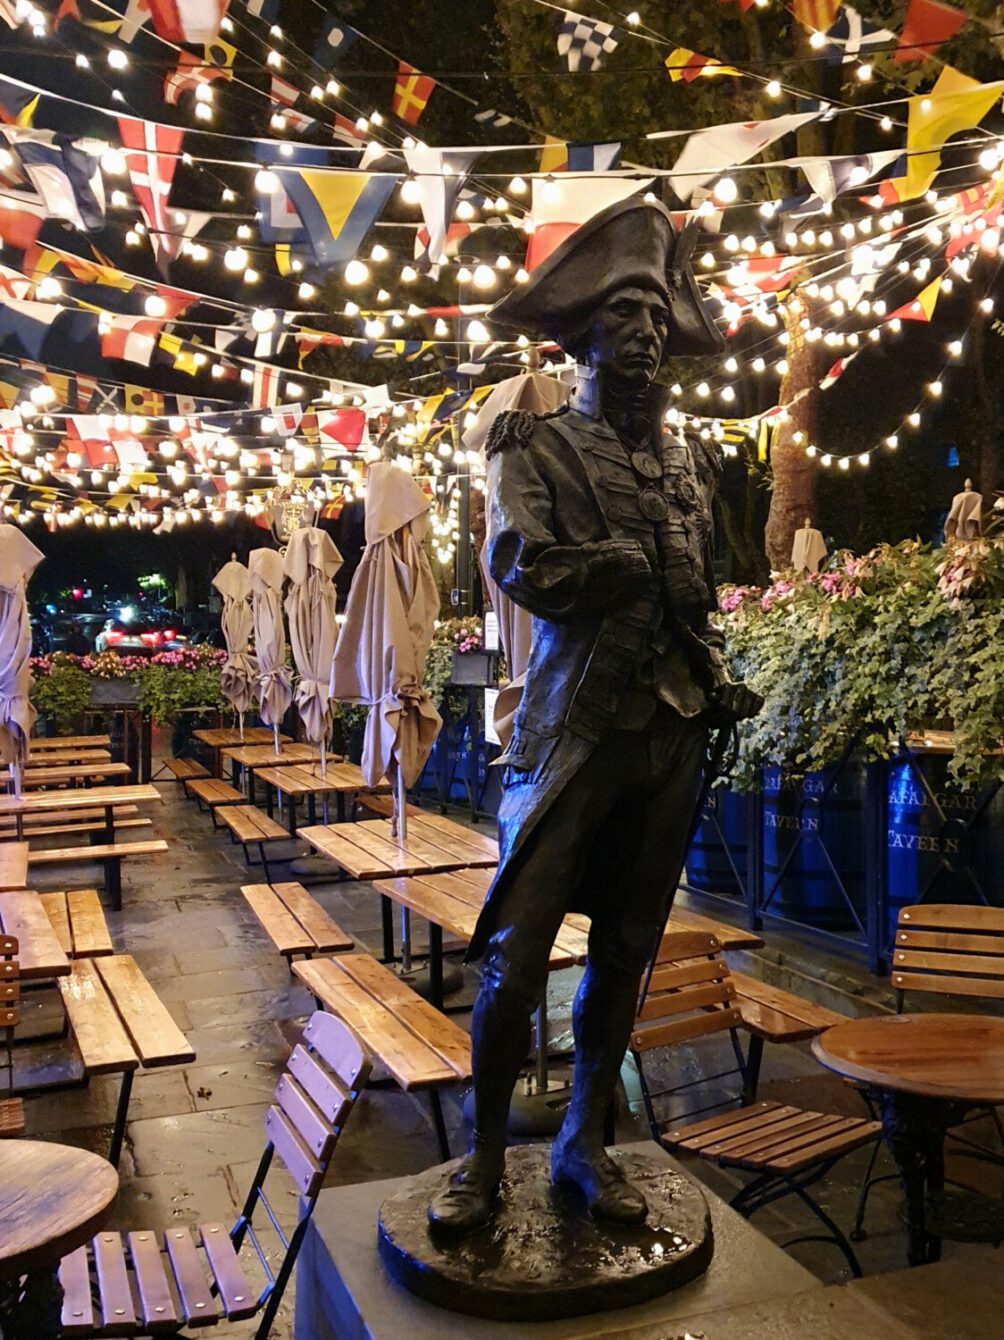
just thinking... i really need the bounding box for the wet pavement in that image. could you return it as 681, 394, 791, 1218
14, 750, 1002, 1337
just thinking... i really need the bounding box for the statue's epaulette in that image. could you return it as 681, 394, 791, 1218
684, 429, 724, 487
484, 405, 569, 461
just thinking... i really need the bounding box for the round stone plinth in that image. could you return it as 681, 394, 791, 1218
377, 1145, 713, 1322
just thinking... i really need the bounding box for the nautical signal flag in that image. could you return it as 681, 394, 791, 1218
101, 316, 163, 367
0, 192, 46, 250
148, 0, 229, 45
282, 170, 397, 268
0, 77, 38, 127
665, 49, 741, 82
791, 0, 841, 35
251, 363, 281, 408
124, 384, 165, 416
312, 13, 358, 68
117, 118, 185, 270
392, 62, 435, 125
539, 138, 621, 173
163, 41, 236, 106
317, 407, 368, 452
895, 0, 966, 63
903, 68, 1004, 199
4, 130, 106, 233
526, 175, 654, 270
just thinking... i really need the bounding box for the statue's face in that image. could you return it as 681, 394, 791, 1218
582, 285, 670, 386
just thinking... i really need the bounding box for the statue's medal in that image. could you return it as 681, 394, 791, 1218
638, 488, 669, 522
631, 451, 662, 480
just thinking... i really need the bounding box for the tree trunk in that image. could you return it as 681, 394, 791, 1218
764, 297, 826, 569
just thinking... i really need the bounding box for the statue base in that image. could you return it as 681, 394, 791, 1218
377, 1144, 713, 1322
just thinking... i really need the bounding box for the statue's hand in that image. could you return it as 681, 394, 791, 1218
710, 680, 763, 723
589, 539, 652, 598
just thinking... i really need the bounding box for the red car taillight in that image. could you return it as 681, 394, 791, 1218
140, 632, 161, 647
104, 629, 124, 645
163, 629, 176, 641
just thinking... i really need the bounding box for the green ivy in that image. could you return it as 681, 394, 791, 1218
721, 538, 1004, 791
133, 664, 227, 723
30, 663, 93, 734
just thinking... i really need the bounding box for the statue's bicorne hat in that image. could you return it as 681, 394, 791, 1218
487, 195, 724, 357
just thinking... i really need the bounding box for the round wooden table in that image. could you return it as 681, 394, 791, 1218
0, 1140, 119, 1338
814, 1013, 1004, 1266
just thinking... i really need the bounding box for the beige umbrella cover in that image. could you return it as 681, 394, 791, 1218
284, 527, 343, 756
466, 374, 567, 747
330, 462, 441, 790
0, 524, 44, 782
461, 368, 569, 455
248, 548, 292, 744
211, 557, 257, 723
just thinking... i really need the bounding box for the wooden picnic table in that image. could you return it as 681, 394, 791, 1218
28, 734, 112, 752
0, 1140, 119, 1339
0, 784, 162, 840
193, 726, 290, 779
254, 760, 390, 833
4, 760, 132, 790
0, 891, 71, 979
221, 742, 320, 800
299, 813, 498, 880
374, 867, 588, 1007
0, 843, 28, 892
21, 748, 113, 769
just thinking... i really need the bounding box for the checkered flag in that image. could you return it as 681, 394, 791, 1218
556, 10, 619, 72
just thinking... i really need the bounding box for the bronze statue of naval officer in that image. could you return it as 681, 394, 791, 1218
429, 196, 761, 1235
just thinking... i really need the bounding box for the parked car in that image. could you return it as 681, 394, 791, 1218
95, 611, 189, 655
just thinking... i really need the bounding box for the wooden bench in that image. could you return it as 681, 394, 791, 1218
29, 734, 112, 752
185, 778, 246, 824
294, 952, 471, 1160
29, 839, 169, 911
217, 806, 290, 879
1, 934, 24, 1138
18, 761, 133, 789
241, 882, 353, 963
39, 890, 114, 959
0, 842, 29, 892
162, 756, 210, 783
0, 815, 152, 842
57, 954, 195, 1165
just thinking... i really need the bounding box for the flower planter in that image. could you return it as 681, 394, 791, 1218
887, 748, 1004, 941
761, 762, 867, 932
685, 783, 749, 901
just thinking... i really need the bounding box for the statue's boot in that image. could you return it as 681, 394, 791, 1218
427, 1145, 507, 1235
550, 959, 649, 1224
551, 1138, 647, 1224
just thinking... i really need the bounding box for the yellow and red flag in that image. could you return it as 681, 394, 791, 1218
665, 49, 741, 83
392, 62, 435, 125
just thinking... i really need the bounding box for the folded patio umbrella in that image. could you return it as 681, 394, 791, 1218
248, 548, 292, 751
0, 523, 44, 795
284, 527, 343, 775
465, 373, 564, 748
211, 556, 257, 740
331, 462, 441, 802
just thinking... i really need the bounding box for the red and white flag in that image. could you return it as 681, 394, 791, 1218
0, 263, 30, 301
273, 404, 303, 436
316, 407, 367, 452
100, 314, 162, 366
149, 0, 229, 44
67, 416, 118, 470
117, 117, 185, 270
251, 364, 280, 408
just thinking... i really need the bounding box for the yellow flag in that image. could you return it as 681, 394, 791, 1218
539, 136, 568, 174
905, 70, 1004, 200
665, 49, 741, 83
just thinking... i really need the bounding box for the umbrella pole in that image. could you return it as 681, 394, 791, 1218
396, 766, 413, 972
273, 722, 280, 753
238, 711, 245, 743
320, 740, 327, 778
11, 762, 20, 800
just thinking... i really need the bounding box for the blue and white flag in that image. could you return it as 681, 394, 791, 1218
312, 13, 358, 68
824, 5, 897, 64
556, 11, 619, 72
3, 130, 105, 232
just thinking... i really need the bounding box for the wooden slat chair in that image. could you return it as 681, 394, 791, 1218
851, 903, 1004, 1241
632, 932, 880, 1277
57, 1011, 370, 1340
0, 934, 24, 1137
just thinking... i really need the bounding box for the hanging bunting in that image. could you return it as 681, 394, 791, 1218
117, 118, 186, 271
0, 78, 38, 127
903, 69, 1003, 199
163, 41, 236, 107
312, 13, 358, 67
281, 170, 397, 268
668, 112, 821, 202
392, 62, 436, 125
665, 49, 741, 82
403, 147, 478, 270
822, 5, 897, 63
2, 130, 106, 232
791, 0, 842, 35
100, 315, 163, 366
894, 0, 966, 63
148, 0, 230, 45
556, 11, 619, 72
